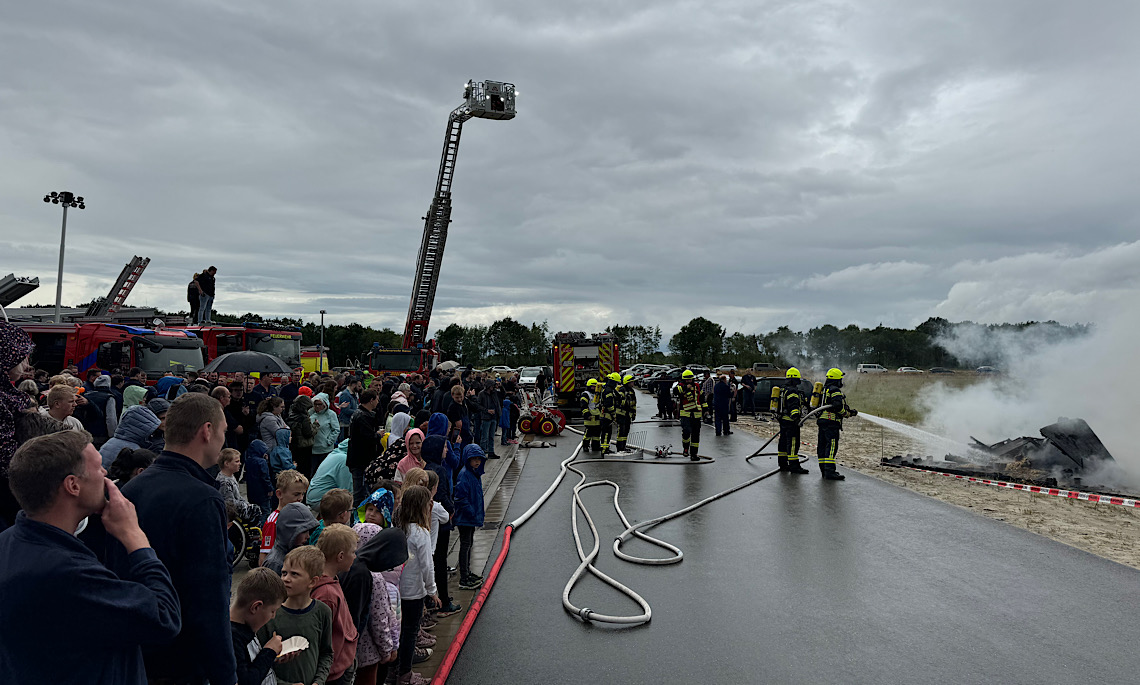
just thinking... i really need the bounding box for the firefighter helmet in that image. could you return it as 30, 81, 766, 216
608, 372, 621, 382
826, 368, 844, 380
785, 367, 801, 379
587, 378, 598, 388
623, 374, 634, 384
681, 369, 695, 379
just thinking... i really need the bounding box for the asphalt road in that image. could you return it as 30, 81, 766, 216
448, 394, 1140, 684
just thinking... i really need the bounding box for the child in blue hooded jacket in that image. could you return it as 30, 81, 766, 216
267, 427, 294, 483
244, 439, 273, 526
453, 444, 486, 590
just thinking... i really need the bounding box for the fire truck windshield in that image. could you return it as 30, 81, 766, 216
370, 350, 421, 373
247, 334, 302, 367
136, 345, 205, 375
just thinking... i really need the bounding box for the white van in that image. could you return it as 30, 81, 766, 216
857, 364, 888, 373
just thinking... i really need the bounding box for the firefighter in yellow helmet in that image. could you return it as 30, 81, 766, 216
817, 367, 857, 480
672, 369, 706, 460
598, 372, 622, 454
580, 378, 601, 452
777, 368, 809, 474
614, 374, 637, 452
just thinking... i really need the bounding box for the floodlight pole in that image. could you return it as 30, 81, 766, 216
43, 191, 86, 324
319, 310, 326, 373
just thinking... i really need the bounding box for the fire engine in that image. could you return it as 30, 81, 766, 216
363, 79, 515, 374
365, 342, 439, 376
240, 322, 303, 370
20, 322, 206, 382
178, 325, 245, 363
551, 332, 620, 418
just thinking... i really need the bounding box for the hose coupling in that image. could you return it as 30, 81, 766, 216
579, 607, 593, 621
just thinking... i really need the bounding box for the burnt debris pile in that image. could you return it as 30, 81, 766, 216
881, 417, 1127, 495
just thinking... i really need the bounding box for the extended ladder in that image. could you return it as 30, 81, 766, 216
402, 107, 472, 349
86, 256, 150, 318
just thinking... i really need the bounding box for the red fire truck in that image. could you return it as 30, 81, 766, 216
240, 322, 303, 370
19, 322, 206, 382
178, 325, 245, 364
365, 341, 439, 376
551, 332, 619, 418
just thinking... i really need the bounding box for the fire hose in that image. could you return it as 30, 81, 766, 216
432, 414, 786, 683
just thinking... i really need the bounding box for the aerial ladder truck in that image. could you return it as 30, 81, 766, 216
367, 79, 517, 376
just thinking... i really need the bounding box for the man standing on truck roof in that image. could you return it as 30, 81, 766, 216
196, 266, 217, 324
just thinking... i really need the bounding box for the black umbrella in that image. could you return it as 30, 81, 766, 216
201, 350, 295, 374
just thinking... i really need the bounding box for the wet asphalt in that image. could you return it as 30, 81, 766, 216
448, 394, 1140, 684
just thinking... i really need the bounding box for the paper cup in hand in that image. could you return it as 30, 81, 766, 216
279, 636, 309, 656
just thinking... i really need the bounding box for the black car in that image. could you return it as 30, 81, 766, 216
929, 367, 955, 374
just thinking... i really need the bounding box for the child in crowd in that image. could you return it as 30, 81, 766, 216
264, 501, 319, 575
230, 567, 288, 685
268, 426, 295, 484
349, 523, 408, 685
244, 439, 273, 524
217, 448, 262, 524
453, 444, 486, 590
313, 524, 361, 685
500, 397, 513, 446
259, 546, 335, 685
404, 468, 454, 630
395, 485, 439, 685
420, 434, 462, 618
356, 482, 397, 528
310, 488, 354, 545
261, 469, 310, 567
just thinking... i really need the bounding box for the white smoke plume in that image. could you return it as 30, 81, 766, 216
917, 305, 1139, 487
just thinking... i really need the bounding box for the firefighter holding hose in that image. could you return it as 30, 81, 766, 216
598, 372, 622, 454
778, 368, 810, 474
817, 367, 857, 480
673, 370, 707, 461
614, 374, 637, 452
581, 378, 601, 452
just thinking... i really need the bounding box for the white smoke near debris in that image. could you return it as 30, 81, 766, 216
916, 305, 1140, 487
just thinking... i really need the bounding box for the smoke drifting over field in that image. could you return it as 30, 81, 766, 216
918, 307, 1139, 487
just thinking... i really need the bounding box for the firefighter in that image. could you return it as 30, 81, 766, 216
580, 378, 601, 452
817, 367, 857, 480
777, 368, 809, 474
673, 370, 706, 461
598, 372, 621, 454
614, 374, 636, 452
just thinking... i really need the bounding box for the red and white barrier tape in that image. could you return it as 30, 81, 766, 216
898, 465, 1140, 508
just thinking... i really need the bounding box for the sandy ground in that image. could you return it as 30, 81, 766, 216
735, 414, 1140, 570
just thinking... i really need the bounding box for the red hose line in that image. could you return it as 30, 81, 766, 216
431, 524, 514, 685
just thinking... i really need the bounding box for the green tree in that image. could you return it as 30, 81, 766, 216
668, 317, 725, 365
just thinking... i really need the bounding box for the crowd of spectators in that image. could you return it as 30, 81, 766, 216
0, 320, 528, 684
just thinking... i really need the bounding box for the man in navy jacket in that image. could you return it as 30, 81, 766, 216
109, 393, 237, 685
0, 430, 180, 684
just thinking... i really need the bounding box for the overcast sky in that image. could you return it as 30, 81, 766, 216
2, 0, 1137, 338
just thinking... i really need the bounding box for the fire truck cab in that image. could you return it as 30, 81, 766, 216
366, 341, 439, 376
552, 332, 619, 419
241, 322, 303, 370
20, 323, 206, 382
178, 325, 244, 364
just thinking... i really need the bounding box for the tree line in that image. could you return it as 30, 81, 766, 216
89, 305, 1092, 371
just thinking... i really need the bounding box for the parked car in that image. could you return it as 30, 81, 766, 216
929, 367, 955, 374
976, 366, 999, 374
640, 366, 689, 390
857, 364, 888, 373
753, 376, 816, 413
751, 362, 782, 375
714, 364, 737, 373
518, 366, 544, 387
485, 365, 514, 375
896, 367, 923, 373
